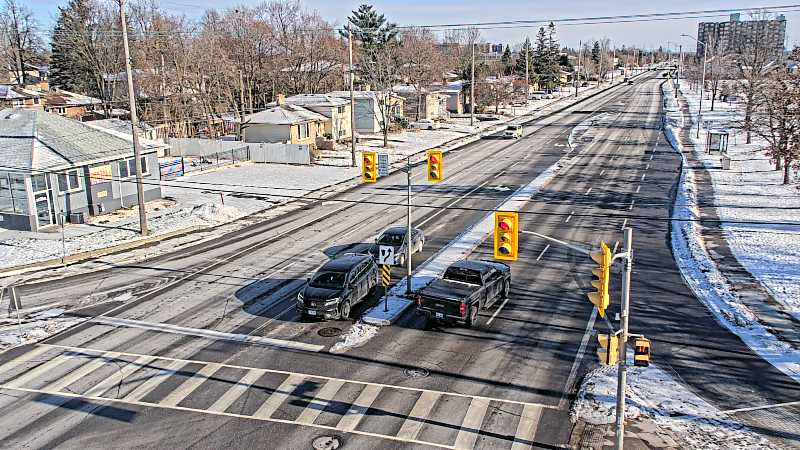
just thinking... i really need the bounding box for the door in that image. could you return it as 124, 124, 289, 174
31, 174, 53, 228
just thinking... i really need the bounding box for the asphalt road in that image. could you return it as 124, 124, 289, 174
0, 72, 796, 450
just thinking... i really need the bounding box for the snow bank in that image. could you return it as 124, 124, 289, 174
0, 309, 86, 352
572, 362, 779, 449
662, 82, 800, 383
329, 322, 379, 353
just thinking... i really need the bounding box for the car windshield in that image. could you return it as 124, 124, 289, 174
378, 232, 404, 246
309, 271, 347, 289
443, 267, 482, 285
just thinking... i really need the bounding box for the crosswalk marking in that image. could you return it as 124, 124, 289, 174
453, 398, 490, 450
5, 354, 72, 389
42, 353, 120, 393
336, 384, 382, 431
510, 404, 543, 450
0, 345, 50, 378
123, 359, 188, 402
396, 391, 440, 441
253, 374, 306, 419
160, 363, 222, 407
295, 379, 345, 425
84, 355, 156, 398
208, 369, 264, 413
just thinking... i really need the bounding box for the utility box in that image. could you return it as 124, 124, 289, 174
721, 155, 731, 170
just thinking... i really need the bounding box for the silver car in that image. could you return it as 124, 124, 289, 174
370, 226, 425, 266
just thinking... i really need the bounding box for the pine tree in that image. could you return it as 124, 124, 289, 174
500, 44, 512, 75
49, 0, 97, 93
341, 4, 397, 71
515, 37, 535, 84
533, 26, 556, 90
591, 41, 601, 65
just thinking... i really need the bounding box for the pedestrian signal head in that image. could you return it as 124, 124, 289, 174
493, 211, 518, 261
427, 149, 443, 183
633, 337, 651, 367
362, 151, 377, 183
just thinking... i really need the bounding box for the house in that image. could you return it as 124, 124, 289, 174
432, 82, 466, 115
45, 89, 103, 120
84, 118, 162, 143
0, 85, 44, 109
240, 98, 327, 145
284, 94, 352, 142
0, 108, 166, 232
328, 91, 404, 134
393, 85, 449, 121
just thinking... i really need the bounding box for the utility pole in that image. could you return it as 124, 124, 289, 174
676, 44, 682, 99
348, 29, 357, 168
597, 42, 603, 89
614, 227, 633, 450
575, 40, 582, 97
470, 41, 476, 126
406, 156, 413, 295
610, 47, 616, 84
524, 38, 529, 100
119, 0, 148, 236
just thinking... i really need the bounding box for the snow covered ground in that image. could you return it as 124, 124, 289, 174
572, 361, 779, 449
0, 308, 86, 352
663, 81, 800, 383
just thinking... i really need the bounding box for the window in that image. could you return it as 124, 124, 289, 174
57, 169, 81, 193
30, 174, 47, 192
0, 171, 28, 214
298, 122, 310, 140
118, 156, 148, 178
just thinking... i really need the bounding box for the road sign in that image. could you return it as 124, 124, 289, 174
378, 153, 389, 177
378, 245, 395, 265
380, 264, 391, 287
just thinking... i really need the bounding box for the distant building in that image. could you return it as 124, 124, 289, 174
240, 97, 328, 145
697, 13, 786, 60
284, 94, 352, 142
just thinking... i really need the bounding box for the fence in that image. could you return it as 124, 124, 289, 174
249, 143, 310, 165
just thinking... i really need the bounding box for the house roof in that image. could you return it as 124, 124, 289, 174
327, 90, 404, 102
46, 89, 102, 107
0, 85, 42, 100
0, 108, 159, 172
243, 104, 327, 125
285, 94, 348, 107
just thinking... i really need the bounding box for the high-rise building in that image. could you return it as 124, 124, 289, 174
696, 13, 786, 60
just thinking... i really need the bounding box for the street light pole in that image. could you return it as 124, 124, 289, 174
406, 156, 412, 295
575, 40, 582, 98
470, 41, 476, 126
682, 34, 707, 139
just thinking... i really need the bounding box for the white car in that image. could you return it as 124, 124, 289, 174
502, 124, 523, 139
411, 119, 439, 130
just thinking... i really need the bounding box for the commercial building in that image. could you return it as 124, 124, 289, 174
697, 13, 786, 60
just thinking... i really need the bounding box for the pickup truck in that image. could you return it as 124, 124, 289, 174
415, 260, 511, 327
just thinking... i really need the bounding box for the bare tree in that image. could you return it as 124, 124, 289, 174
750, 71, 800, 184
0, 0, 42, 84
398, 27, 443, 121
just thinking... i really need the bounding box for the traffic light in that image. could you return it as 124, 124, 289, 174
493, 211, 518, 261
633, 337, 651, 367
588, 241, 612, 317
597, 333, 618, 365
427, 149, 443, 183
362, 151, 377, 183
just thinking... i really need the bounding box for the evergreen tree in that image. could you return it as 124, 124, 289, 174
515, 37, 535, 84
49, 0, 94, 92
341, 4, 397, 74
500, 44, 512, 75
533, 26, 558, 90
591, 41, 601, 65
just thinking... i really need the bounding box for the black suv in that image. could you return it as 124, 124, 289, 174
297, 255, 378, 320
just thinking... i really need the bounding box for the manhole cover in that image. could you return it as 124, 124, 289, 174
318, 327, 343, 337
404, 367, 430, 378
312, 435, 341, 450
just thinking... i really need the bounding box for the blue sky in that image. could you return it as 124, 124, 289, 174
29, 0, 800, 51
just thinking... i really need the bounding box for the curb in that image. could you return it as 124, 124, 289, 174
361, 298, 415, 326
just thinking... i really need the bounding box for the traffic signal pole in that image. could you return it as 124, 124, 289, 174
614, 227, 633, 450
406, 156, 413, 295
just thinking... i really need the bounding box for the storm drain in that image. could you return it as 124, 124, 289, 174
404, 367, 430, 379
318, 327, 343, 338
311, 435, 341, 450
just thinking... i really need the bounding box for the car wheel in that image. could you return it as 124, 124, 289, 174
340, 300, 351, 320
465, 305, 479, 328
396, 254, 405, 267
502, 280, 510, 299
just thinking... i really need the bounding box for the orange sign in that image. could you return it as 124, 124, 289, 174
89, 164, 112, 185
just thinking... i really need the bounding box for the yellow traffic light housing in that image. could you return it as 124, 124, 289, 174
427, 149, 443, 183
588, 241, 612, 317
634, 337, 651, 367
597, 333, 619, 365
493, 211, 518, 261
362, 151, 377, 183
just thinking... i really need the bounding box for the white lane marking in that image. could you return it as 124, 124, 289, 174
585, 187, 592, 195
4, 354, 72, 389
92, 316, 324, 353
416, 179, 492, 228
253, 374, 307, 419
645, 163, 650, 170
161, 363, 223, 407
722, 400, 800, 414
43, 353, 122, 393
621, 218, 628, 231
486, 297, 511, 326
600, 169, 606, 176
396, 391, 441, 441
649, 153, 654, 161
295, 378, 345, 425
208, 368, 265, 413
454, 397, 490, 450
564, 212, 574, 223
0, 345, 51, 378
0, 384, 456, 450
511, 404, 543, 450
123, 359, 188, 402
336, 384, 382, 431
536, 244, 551, 261
635, 185, 641, 194
493, 170, 506, 179
559, 307, 598, 409
629, 199, 635, 211
641, 173, 646, 181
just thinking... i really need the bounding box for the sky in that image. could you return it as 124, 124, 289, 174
27, 0, 800, 52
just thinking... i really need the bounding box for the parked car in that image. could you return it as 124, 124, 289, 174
529, 91, 547, 100
297, 255, 378, 320
411, 119, 439, 130
502, 124, 523, 139
369, 226, 425, 266
415, 260, 511, 327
